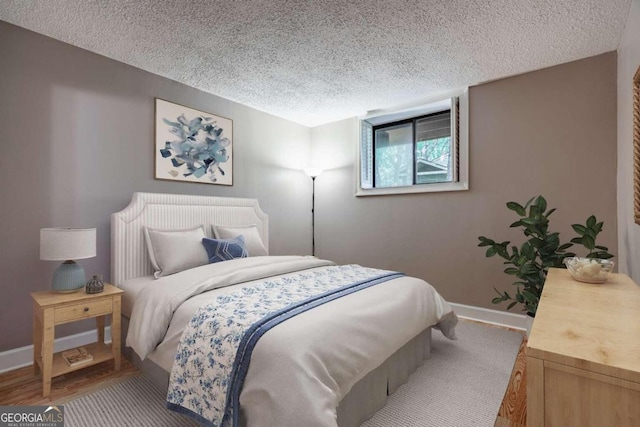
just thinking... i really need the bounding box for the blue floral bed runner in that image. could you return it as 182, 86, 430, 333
166, 264, 403, 427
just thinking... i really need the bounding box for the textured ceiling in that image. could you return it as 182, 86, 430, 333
0, 0, 631, 127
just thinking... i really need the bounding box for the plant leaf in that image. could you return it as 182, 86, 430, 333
536, 196, 547, 213
572, 224, 587, 235
530, 238, 544, 248
592, 252, 614, 259
583, 234, 595, 250
507, 202, 526, 216
558, 243, 573, 251
522, 290, 539, 304
524, 196, 536, 209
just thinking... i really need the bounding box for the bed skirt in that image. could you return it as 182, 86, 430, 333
121, 315, 432, 427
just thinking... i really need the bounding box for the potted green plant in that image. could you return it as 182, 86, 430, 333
477, 196, 614, 319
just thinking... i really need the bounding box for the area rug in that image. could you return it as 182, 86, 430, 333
64, 375, 199, 426
63, 320, 522, 427
362, 320, 523, 427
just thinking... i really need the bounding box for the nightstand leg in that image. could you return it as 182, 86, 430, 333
42, 308, 55, 398
33, 306, 42, 375
96, 316, 105, 344
112, 296, 121, 371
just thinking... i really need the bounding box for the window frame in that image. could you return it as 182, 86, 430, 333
355, 89, 469, 197
372, 110, 453, 188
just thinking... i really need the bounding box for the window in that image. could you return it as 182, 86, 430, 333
373, 110, 453, 188
358, 90, 468, 196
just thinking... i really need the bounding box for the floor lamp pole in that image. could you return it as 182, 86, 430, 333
304, 168, 323, 257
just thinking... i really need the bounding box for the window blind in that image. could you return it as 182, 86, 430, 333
415, 111, 451, 142
361, 121, 373, 189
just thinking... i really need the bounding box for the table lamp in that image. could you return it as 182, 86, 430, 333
40, 228, 96, 292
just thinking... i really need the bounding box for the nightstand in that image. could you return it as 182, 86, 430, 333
31, 284, 123, 398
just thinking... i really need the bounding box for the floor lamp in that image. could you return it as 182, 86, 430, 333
304, 168, 323, 256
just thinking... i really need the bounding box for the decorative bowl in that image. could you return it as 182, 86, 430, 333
563, 257, 614, 284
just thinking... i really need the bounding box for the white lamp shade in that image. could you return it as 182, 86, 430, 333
304, 168, 324, 178
40, 228, 96, 261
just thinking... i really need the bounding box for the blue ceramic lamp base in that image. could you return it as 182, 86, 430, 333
52, 261, 86, 293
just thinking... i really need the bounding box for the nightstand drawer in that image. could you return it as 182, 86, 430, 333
55, 298, 113, 324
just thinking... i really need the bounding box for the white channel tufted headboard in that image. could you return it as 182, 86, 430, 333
111, 192, 268, 286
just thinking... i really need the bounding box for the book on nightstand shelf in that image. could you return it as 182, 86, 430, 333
61, 347, 93, 367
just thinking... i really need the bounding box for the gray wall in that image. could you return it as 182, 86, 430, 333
0, 22, 312, 351
617, 0, 640, 282
0, 20, 621, 353
311, 53, 618, 310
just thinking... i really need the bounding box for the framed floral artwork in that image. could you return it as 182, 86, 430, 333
155, 98, 233, 185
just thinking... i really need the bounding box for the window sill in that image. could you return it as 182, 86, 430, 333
355, 181, 468, 197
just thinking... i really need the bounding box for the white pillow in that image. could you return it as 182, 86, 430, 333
144, 226, 209, 278
212, 224, 268, 257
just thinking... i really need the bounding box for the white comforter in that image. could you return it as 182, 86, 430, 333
127, 256, 457, 427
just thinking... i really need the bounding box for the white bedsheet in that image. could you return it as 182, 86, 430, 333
127, 256, 457, 427
119, 275, 155, 318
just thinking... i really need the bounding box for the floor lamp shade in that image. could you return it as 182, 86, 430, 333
304, 168, 323, 178
40, 228, 96, 292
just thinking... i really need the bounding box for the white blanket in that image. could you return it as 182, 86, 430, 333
127, 256, 457, 427
127, 256, 334, 360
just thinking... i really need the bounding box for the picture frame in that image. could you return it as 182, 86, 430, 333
634, 66, 640, 225
155, 98, 233, 186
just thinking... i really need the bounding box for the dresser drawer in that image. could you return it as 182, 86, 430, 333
54, 298, 113, 324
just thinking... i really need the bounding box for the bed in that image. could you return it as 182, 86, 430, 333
112, 192, 457, 427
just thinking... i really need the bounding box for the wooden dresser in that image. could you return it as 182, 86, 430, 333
527, 268, 640, 426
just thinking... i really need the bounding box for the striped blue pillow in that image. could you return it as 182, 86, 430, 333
201, 235, 248, 264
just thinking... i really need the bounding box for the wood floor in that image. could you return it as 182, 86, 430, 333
0, 329, 529, 426
0, 359, 138, 405
495, 338, 527, 427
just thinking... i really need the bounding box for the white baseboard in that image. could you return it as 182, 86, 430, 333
0, 303, 522, 374
0, 327, 112, 374
450, 302, 527, 331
